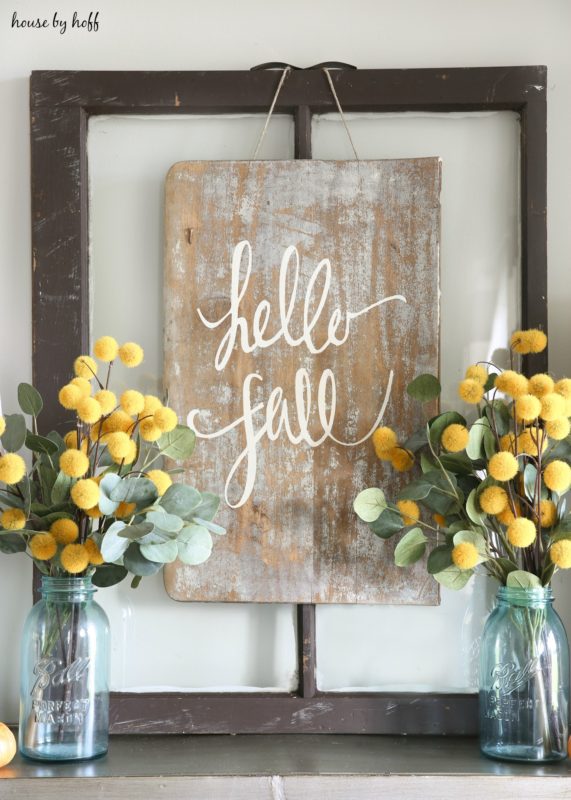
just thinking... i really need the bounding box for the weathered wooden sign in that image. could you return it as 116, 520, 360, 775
163, 159, 441, 604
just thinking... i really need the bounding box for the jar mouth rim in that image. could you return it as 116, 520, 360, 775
498, 585, 553, 599
41, 576, 95, 591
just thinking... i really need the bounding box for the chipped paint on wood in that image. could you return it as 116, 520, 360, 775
163, 159, 441, 604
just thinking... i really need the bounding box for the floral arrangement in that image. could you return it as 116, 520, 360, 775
0, 336, 224, 587
354, 328, 571, 590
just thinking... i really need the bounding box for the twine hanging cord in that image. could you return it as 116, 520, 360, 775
252, 66, 360, 160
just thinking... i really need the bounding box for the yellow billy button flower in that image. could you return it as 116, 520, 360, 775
0, 453, 26, 485
0, 416, 5, 437
539, 500, 558, 529
546, 417, 570, 441
1, 508, 26, 530
59, 448, 90, 479
120, 390, 145, 416
507, 518, 536, 548
550, 540, 571, 569
452, 542, 479, 570
497, 505, 517, 526
50, 518, 79, 544
488, 452, 519, 482
93, 336, 119, 362
70, 376, 92, 398
77, 397, 103, 425
390, 448, 415, 472
526, 329, 548, 353
544, 460, 571, 493
146, 470, 172, 496
60, 543, 90, 574
479, 486, 508, 515
74, 355, 98, 380
441, 424, 469, 453
528, 373, 555, 398
465, 364, 488, 385
118, 342, 144, 368
115, 501, 136, 518
494, 370, 529, 398
554, 378, 571, 401
396, 500, 420, 526
433, 513, 447, 527
372, 427, 398, 460
123, 440, 137, 465
515, 394, 542, 422
71, 479, 100, 510
143, 395, 162, 415
510, 329, 547, 355
499, 433, 516, 452
106, 432, 132, 460
85, 506, 103, 519
103, 410, 134, 434
64, 430, 79, 449
94, 389, 116, 415
458, 379, 484, 405
154, 407, 178, 433
84, 538, 104, 565
59, 383, 82, 410
540, 393, 566, 422
29, 533, 57, 561
517, 429, 547, 457
139, 418, 162, 442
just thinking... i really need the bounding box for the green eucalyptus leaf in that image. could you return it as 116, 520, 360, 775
427, 545, 453, 574
466, 489, 486, 527
420, 452, 435, 473
18, 383, 43, 417
100, 520, 129, 563
403, 428, 428, 453
140, 539, 179, 564
353, 488, 387, 523
495, 557, 519, 578
158, 425, 196, 460
99, 473, 122, 516
369, 507, 403, 539
484, 372, 499, 393
51, 471, 73, 505
434, 564, 474, 590
131, 575, 143, 589
192, 516, 226, 535
123, 542, 163, 576
0, 534, 26, 554
407, 374, 441, 403
524, 464, 538, 502
0, 489, 24, 509
394, 528, 427, 567
159, 484, 201, 519
117, 522, 155, 541
506, 570, 542, 589
466, 418, 489, 461
483, 427, 498, 460
1, 414, 27, 452
92, 564, 128, 587
25, 432, 59, 456
109, 477, 158, 508
177, 523, 213, 565
146, 510, 184, 533
439, 452, 473, 475
484, 401, 511, 437
190, 492, 220, 523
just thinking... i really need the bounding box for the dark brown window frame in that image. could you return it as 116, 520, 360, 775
30, 66, 547, 735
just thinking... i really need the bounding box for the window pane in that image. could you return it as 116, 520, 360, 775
313, 111, 520, 691
88, 114, 298, 691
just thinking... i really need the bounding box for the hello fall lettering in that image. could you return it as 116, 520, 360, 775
188, 240, 406, 508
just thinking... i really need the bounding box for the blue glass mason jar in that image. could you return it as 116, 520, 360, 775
479, 586, 569, 762
19, 576, 110, 761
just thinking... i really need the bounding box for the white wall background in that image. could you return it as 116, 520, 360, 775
0, 0, 570, 722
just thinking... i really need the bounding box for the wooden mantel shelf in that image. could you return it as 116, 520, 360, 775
1, 734, 570, 799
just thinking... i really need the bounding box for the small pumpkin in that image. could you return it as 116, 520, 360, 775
0, 723, 16, 768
